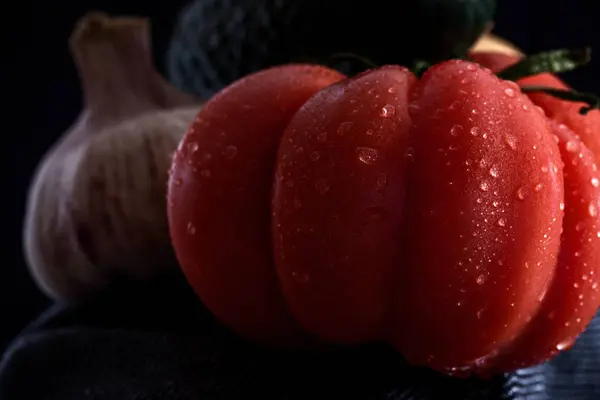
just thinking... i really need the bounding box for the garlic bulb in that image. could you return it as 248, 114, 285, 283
23, 12, 202, 301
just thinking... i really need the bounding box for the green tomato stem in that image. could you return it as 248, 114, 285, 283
497, 48, 591, 81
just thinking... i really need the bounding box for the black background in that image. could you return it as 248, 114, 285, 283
2, 0, 599, 351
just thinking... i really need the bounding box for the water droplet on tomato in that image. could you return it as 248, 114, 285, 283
522, 104, 530, 112
338, 121, 353, 135
223, 145, 238, 159
470, 127, 480, 136
480, 181, 490, 191
504, 134, 517, 150
589, 202, 598, 217
504, 88, 516, 97
476, 275, 486, 285
516, 187, 527, 200
534, 183, 544, 192
497, 218, 506, 227
592, 177, 599, 187
356, 147, 379, 164
187, 142, 199, 153
449, 144, 458, 151
405, 147, 415, 162
489, 166, 499, 178
387, 86, 396, 94
560, 202, 565, 211
174, 178, 182, 186
556, 339, 574, 351
366, 129, 374, 136
187, 222, 196, 235
536, 106, 546, 115
317, 132, 328, 142
450, 124, 463, 136
380, 104, 395, 117
466, 64, 477, 71
566, 141, 579, 152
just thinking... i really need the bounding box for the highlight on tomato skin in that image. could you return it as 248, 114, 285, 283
166, 55, 600, 377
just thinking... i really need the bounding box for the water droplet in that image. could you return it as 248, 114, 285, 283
505, 88, 516, 97
356, 146, 379, 164
498, 218, 506, 227
466, 64, 477, 71
187, 142, 199, 153
560, 203, 565, 211
476, 275, 486, 285
315, 180, 330, 194
310, 151, 321, 161
471, 109, 478, 115
387, 86, 396, 94
338, 121, 353, 135
536, 106, 546, 115
380, 104, 395, 117
574, 282, 580, 288
516, 187, 527, 200
450, 124, 464, 136
592, 177, 599, 187
200, 169, 211, 178
480, 181, 490, 191
187, 222, 196, 235
476, 198, 483, 204
223, 145, 238, 159
504, 134, 517, 150
589, 202, 598, 217
556, 339, 574, 351
522, 104, 530, 112
174, 178, 182, 186
405, 147, 415, 162
541, 166, 549, 173
366, 129, 374, 136
470, 127, 480, 136
534, 183, 544, 192
449, 144, 459, 151
489, 166, 499, 178
317, 132, 328, 142
492, 201, 500, 207
566, 141, 579, 152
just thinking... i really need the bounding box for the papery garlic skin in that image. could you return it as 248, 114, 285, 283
23, 12, 201, 300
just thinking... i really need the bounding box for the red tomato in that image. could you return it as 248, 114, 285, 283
167, 59, 600, 376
